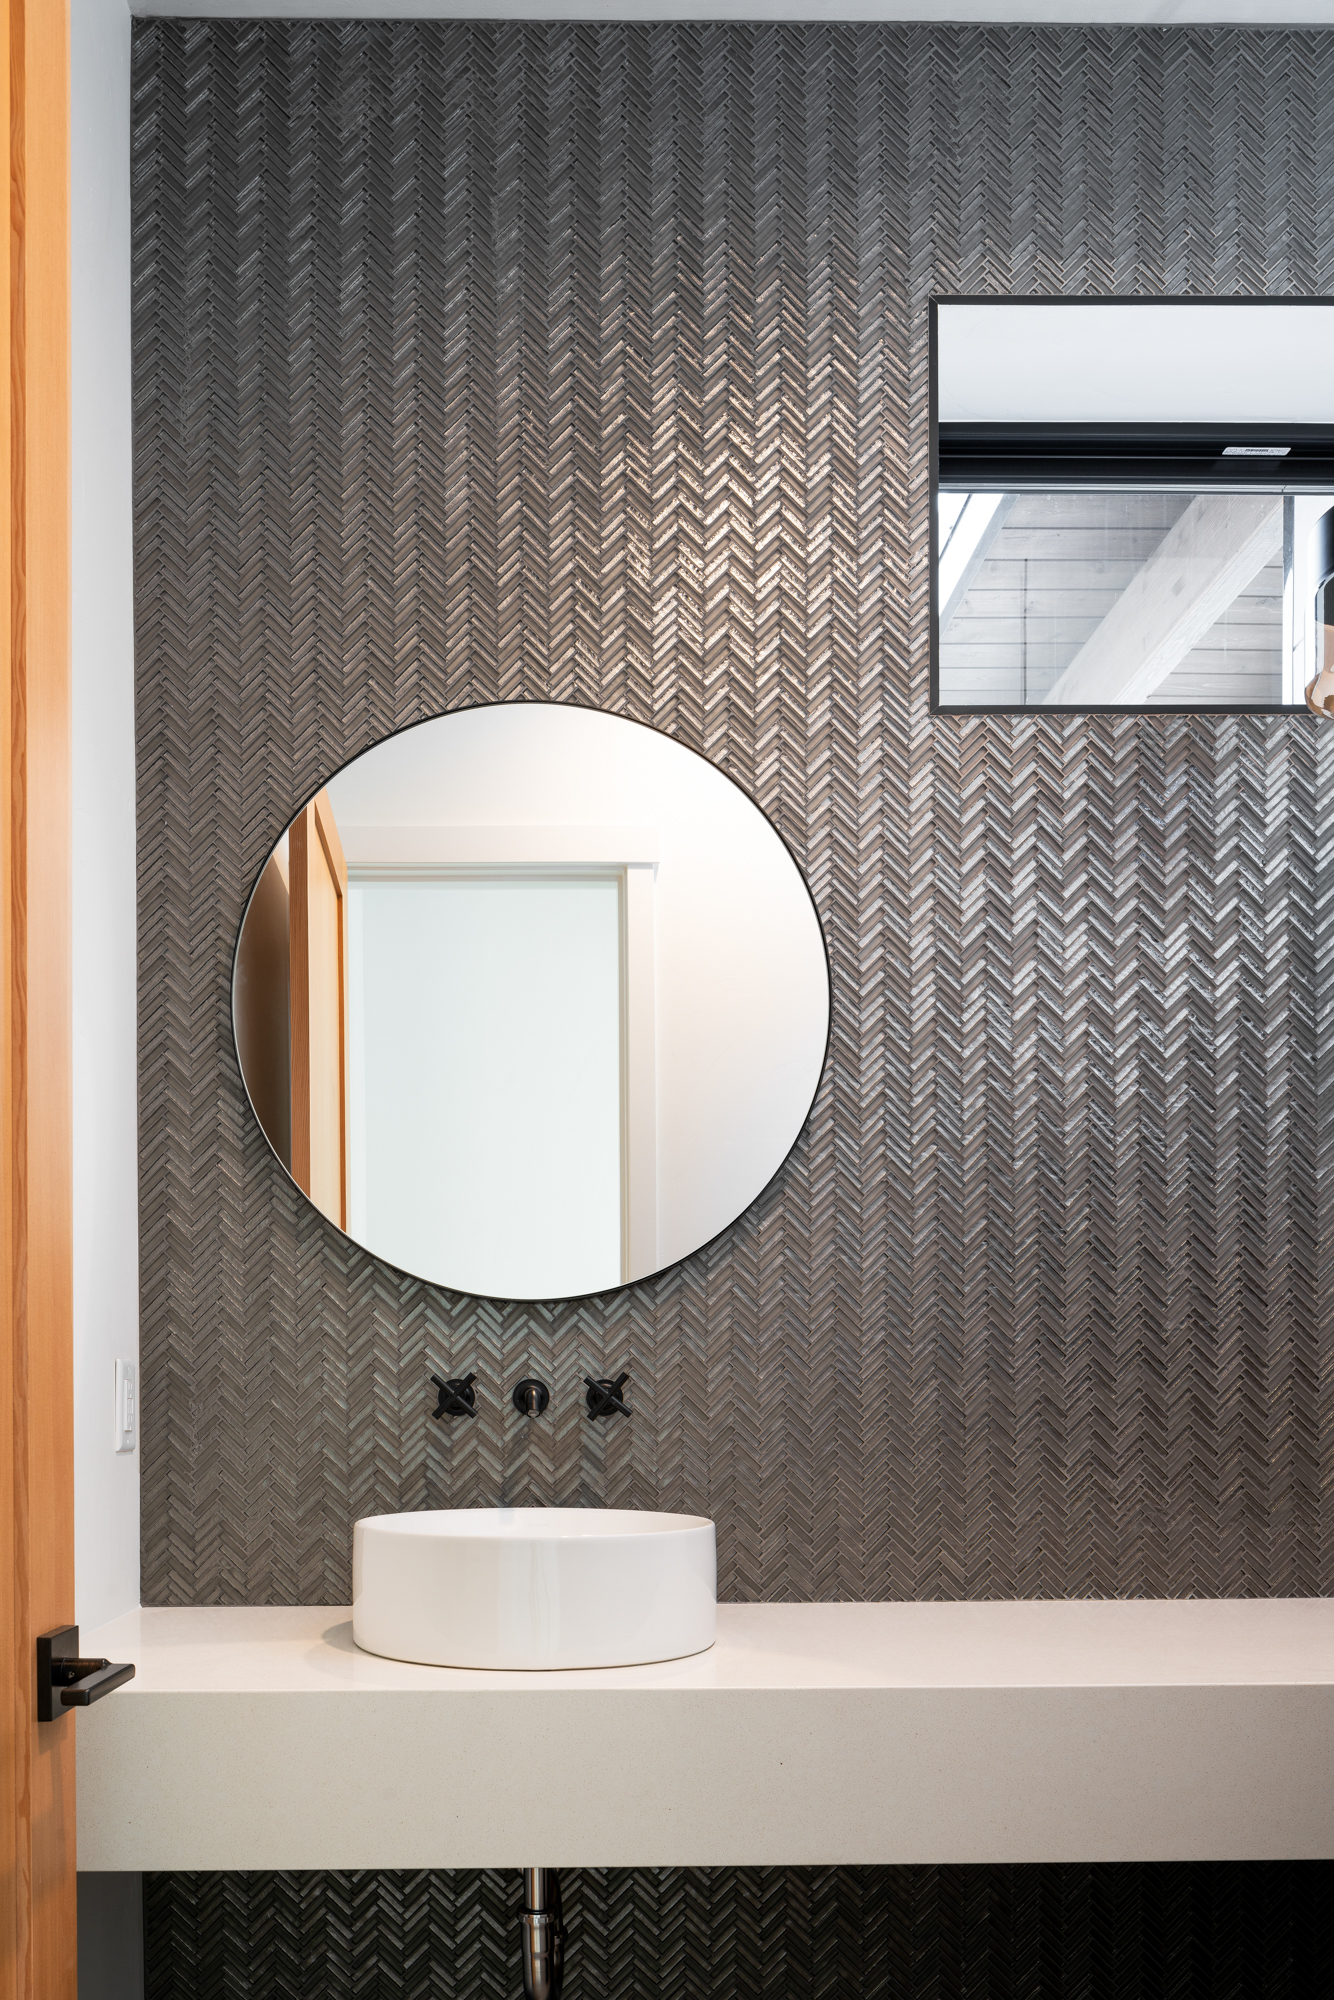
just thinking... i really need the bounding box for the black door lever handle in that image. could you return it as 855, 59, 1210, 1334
37, 1626, 135, 1721
53, 1657, 136, 1708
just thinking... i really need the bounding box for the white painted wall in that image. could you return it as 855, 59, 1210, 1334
937, 301, 1334, 425
72, 0, 139, 1633
326, 706, 829, 1276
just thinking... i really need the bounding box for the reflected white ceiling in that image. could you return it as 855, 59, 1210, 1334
938, 302, 1334, 426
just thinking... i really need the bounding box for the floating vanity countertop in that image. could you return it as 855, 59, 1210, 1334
77, 1599, 1334, 1870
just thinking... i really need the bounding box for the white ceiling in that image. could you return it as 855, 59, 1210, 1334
938, 302, 1334, 425
130, 3, 1334, 23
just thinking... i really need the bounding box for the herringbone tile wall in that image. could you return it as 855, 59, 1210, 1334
133, 19, 1334, 1992
144, 1864, 1334, 1999
133, 17, 1334, 1612
133, 15, 1334, 1608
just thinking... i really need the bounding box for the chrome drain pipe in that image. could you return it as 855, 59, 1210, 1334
519, 1868, 565, 2000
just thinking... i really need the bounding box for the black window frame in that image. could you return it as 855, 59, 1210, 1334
928, 294, 1334, 717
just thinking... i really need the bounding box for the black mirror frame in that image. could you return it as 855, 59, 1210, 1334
230, 697, 833, 1308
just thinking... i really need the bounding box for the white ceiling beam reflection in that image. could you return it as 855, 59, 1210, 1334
1041, 493, 1284, 708
938, 492, 1015, 634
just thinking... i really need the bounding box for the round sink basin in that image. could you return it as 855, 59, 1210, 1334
352, 1506, 717, 1670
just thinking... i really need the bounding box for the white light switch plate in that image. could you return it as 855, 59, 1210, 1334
114, 1358, 137, 1453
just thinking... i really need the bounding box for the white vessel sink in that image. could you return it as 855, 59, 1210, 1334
352, 1507, 717, 1670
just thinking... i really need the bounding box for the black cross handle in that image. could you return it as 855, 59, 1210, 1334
431, 1372, 477, 1420
584, 1372, 632, 1420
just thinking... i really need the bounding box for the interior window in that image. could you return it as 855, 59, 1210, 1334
931, 300, 1334, 714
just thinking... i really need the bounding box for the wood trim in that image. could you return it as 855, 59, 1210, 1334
313, 793, 350, 1232
288, 791, 349, 1230
2, 0, 74, 1991
310, 787, 346, 893
288, 806, 313, 1195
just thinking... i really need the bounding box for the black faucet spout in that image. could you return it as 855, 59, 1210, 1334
511, 1378, 551, 1417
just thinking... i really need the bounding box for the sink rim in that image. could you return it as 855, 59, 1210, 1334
355, 1505, 714, 1543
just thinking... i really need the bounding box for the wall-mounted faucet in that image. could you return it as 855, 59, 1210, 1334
433, 1373, 631, 1421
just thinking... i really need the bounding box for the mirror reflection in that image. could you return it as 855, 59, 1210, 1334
233, 703, 830, 1301
932, 300, 1334, 712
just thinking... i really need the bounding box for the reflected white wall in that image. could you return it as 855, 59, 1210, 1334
327, 705, 829, 1276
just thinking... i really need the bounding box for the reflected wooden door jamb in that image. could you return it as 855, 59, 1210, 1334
289, 789, 349, 1231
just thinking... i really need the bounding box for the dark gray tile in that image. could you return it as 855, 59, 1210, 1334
133, 21, 1334, 1987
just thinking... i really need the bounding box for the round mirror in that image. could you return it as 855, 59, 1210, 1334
232, 703, 830, 1301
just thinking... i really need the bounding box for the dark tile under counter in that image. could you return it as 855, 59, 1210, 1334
143, 1862, 1334, 2000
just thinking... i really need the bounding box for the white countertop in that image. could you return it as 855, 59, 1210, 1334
84, 1595, 1334, 1691
76, 1598, 1334, 1870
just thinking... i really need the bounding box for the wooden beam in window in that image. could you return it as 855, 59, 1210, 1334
1042, 493, 1283, 707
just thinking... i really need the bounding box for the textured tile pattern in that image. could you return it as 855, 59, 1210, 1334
133, 20, 1334, 1613
143, 1864, 1334, 1999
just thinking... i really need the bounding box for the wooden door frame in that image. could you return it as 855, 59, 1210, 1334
2, 0, 76, 1994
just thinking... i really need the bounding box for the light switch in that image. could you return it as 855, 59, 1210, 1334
114, 1358, 137, 1453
